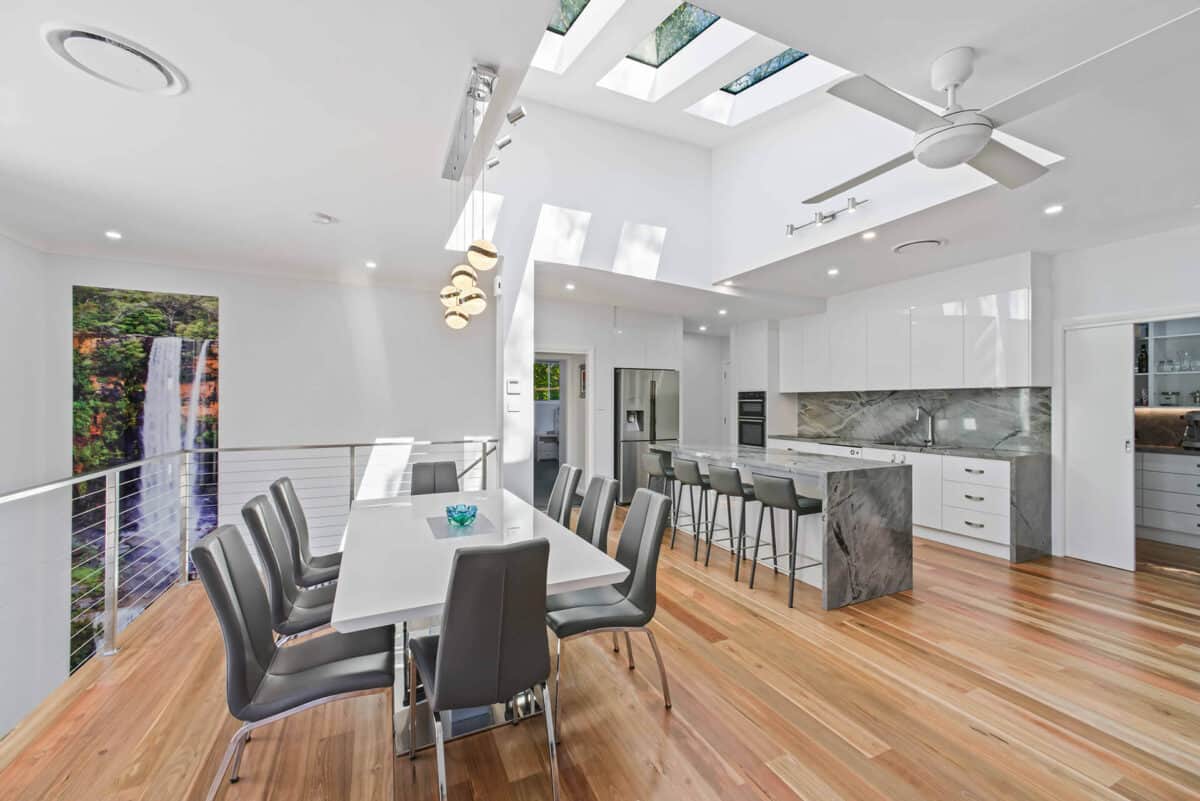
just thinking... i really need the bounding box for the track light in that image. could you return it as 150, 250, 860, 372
846, 196, 862, 212
785, 197, 871, 238
506, 105, 527, 125
486, 157, 501, 170
495, 135, 512, 150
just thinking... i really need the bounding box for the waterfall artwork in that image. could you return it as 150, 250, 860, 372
71, 286, 218, 668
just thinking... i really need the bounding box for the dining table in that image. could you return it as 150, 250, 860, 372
332, 488, 628, 753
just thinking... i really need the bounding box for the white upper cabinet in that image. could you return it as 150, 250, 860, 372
778, 317, 805, 393
964, 288, 1032, 387
800, 314, 830, 392
828, 309, 867, 391
910, 301, 965, 389
866, 306, 911, 390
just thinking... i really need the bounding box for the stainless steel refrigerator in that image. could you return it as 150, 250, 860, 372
614, 368, 680, 503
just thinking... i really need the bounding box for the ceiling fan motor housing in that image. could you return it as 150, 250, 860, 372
913, 109, 993, 168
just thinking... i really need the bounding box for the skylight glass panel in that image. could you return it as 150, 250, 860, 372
547, 0, 591, 35
721, 48, 808, 94
627, 3, 720, 68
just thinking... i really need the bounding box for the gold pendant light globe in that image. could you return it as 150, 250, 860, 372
439, 285, 461, 308
467, 239, 499, 270
450, 263, 478, 291
444, 307, 470, 330
460, 286, 487, 315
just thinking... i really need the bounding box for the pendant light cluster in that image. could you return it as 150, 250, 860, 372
440, 235, 497, 330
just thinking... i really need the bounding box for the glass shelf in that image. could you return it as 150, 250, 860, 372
1153, 370, 1200, 376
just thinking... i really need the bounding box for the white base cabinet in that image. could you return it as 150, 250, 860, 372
1136, 450, 1200, 544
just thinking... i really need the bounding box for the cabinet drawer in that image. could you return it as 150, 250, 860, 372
943, 480, 1009, 516
1142, 471, 1200, 495
1142, 489, 1200, 515
1142, 452, 1200, 476
1141, 507, 1200, 535
941, 456, 1010, 489
942, 506, 1010, 545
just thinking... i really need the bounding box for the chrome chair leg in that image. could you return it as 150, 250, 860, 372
434, 716, 449, 801
205, 725, 250, 801
553, 638, 563, 741
540, 683, 562, 801
624, 632, 635, 670
228, 728, 250, 782
408, 653, 418, 760
643, 628, 672, 709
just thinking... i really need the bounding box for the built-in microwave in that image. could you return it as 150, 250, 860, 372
737, 391, 766, 420
737, 391, 766, 447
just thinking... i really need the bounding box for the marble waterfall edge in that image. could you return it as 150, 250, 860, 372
823, 465, 913, 609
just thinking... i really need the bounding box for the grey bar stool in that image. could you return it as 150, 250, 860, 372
669, 458, 709, 558
641, 451, 682, 538
749, 473, 823, 608
704, 464, 757, 579
412, 461, 460, 495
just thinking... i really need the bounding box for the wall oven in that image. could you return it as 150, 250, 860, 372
737, 391, 766, 447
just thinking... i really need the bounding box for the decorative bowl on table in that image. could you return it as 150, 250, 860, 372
445, 503, 478, 528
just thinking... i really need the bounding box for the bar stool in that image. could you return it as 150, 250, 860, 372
749, 473, 823, 608
670, 458, 717, 560
704, 464, 757, 580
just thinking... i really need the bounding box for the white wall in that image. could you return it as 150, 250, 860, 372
682, 333, 729, 445
1050, 223, 1200, 557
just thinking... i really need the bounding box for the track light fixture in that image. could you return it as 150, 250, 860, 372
495, 135, 512, 150
785, 196, 870, 237
486, 157, 501, 170
506, 105, 527, 125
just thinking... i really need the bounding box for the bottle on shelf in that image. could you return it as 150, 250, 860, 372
1137, 343, 1149, 373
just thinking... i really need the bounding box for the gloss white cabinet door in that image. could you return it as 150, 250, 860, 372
964, 288, 1031, 387
828, 309, 867, 391
778, 317, 805, 393
867, 306, 911, 390
906, 451, 943, 529
910, 301, 964, 389
800, 314, 830, 392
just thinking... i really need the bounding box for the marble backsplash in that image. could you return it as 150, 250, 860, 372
791, 388, 1051, 453
1135, 407, 1200, 447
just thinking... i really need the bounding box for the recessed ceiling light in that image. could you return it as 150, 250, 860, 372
365, 260, 378, 270
312, 212, 338, 225
1043, 203, 1064, 215
861, 231, 877, 240
565, 283, 576, 291
44, 26, 187, 95
698, 325, 708, 332
827, 267, 839, 276
104, 230, 122, 240
717, 309, 727, 316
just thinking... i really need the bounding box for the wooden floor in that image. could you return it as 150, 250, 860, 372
1137, 537, 1200, 586
3, 510, 1200, 801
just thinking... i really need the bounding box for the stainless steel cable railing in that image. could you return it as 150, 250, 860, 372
0, 437, 497, 675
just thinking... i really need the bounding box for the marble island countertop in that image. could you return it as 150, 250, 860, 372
768, 435, 1046, 462
650, 442, 903, 477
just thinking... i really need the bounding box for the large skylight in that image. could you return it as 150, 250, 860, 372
547, 0, 591, 36
722, 48, 808, 94
627, 3, 719, 68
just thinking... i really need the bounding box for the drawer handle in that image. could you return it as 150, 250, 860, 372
965, 468, 985, 475
964, 520, 985, 528
964, 494, 985, 502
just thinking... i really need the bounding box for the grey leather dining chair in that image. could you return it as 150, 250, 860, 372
575, 475, 618, 552
545, 488, 672, 736
270, 477, 340, 588
545, 464, 581, 527
408, 539, 559, 801
412, 461, 460, 495
192, 525, 394, 801
242, 495, 336, 639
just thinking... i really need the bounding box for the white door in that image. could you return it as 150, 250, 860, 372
1064, 324, 1135, 570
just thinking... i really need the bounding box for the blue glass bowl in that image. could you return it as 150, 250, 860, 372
445, 504, 478, 528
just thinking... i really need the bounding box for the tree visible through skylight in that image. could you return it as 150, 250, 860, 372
627, 3, 720, 68
547, 0, 591, 36
721, 49, 808, 94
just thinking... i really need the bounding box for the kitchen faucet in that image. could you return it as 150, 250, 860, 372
915, 406, 935, 447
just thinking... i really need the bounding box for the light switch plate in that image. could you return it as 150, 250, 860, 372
505, 378, 520, 395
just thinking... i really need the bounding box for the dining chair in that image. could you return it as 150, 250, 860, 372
575, 475, 618, 552
270, 477, 340, 588
242, 495, 336, 639
749, 473, 823, 608
412, 461, 460, 495
192, 525, 394, 801
545, 488, 672, 737
545, 464, 581, 527
408, 539, 559, 801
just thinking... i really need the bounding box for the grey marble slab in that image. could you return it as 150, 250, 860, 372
824, 465, 913, 609
791, 388, 1051, 453
650, 443, 895, 478
1009, 454, 1051, 563
768, 435, 1043, 462
1135, 407, 1200, 448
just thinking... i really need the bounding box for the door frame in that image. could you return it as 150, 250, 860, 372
533, 345, 595, 484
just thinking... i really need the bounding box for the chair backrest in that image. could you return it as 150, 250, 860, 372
545, 464, 581, 526
707, 464, 744, 497
412, 461, 460, 496
269, 476, 312, 566
575, 476, 618, 551
241, 494, 302, 626
612, 488, 670, 618
430, 539, 550, 714
673, 457, 704, 486
191, 525, 278, 720
751, 472, 800, 511
641, 451, 668, 479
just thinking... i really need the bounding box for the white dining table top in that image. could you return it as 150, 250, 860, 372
331, 489, 629, 633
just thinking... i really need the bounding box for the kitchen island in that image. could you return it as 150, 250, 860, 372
652, 443, 913, 610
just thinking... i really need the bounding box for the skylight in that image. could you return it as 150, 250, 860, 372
627, 3, 719, 68
547, 0, 591, 36
722, 48, 808, 94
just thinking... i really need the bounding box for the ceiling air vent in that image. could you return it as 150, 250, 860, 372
892, 239, 945, 255
43, 25, 187, 95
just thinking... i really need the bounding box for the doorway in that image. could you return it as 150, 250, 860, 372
532, 352, 590, 510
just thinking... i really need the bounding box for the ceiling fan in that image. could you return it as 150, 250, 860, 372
804, 8, 1200, 204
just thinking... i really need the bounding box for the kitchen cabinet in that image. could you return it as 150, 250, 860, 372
828, 309, 867, 391
867, 306, 911, 390
800, 314, 830, 392
1136, 450, 1200, 540
777, 317, 805, 393
964, 288, 1032, 387
910, 300, 965, 389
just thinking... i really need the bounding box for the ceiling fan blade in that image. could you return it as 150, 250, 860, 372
982, 7, 1200, 127
828, 75, 946, 133
966, 139, 1048, 189
803, 152, 914, 204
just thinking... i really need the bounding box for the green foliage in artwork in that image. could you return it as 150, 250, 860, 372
73, 286, 219, 339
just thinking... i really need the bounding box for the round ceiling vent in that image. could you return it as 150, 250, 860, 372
892, 239, 945, 255
43, 25, 186, 95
